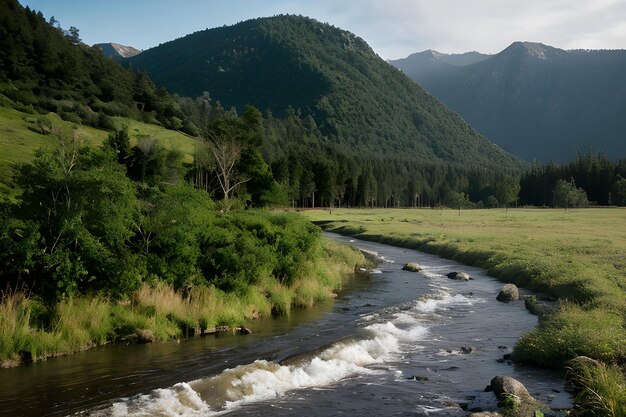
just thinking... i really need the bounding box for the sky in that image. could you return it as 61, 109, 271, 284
18, 0, 626, 59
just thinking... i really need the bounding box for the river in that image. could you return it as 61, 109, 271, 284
0, 233, 570, 416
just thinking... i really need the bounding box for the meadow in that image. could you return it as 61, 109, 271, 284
303, 207, 626, 414
0, 106, 197, 191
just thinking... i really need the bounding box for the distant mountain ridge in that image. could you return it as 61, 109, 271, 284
389, 50, 491, 77
125, 15, 522, 171
390, 41, 626, 162
94, 42, 141, 59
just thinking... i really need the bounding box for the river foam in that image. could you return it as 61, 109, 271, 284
97, 305, 430, 416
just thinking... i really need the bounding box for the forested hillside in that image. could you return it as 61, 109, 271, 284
127, 15, 522, 171
391, 42, 626, 162
0, 0, 198, 134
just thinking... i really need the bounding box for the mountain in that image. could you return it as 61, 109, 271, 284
94, 42, 141, 59
126, 15, 522, 170
391, 41, 626, 162
389, 50, 490, 78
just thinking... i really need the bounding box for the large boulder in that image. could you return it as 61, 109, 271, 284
402, 262, 422, 272
496, 284, 519, 302
487, 375, 532, 399
446, 271, 471, 281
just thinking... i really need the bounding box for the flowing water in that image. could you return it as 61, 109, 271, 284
0, 233, 570, 416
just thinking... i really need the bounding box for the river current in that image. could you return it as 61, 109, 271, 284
0, 233, 569, 416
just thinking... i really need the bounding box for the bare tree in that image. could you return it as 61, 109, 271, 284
206, 131, 249, 203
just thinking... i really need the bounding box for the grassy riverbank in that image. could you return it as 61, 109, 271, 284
303, 208, 626, 414
0, 237, 365, 367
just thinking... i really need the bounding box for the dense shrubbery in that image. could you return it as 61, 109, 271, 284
0, 137, 333, 301
0, 132, 365, 364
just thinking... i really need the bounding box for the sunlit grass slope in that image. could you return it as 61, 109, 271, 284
0, 106, 197, 188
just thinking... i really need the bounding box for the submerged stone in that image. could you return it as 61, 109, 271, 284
447, 271, 471, 281
402, 262, 422, 272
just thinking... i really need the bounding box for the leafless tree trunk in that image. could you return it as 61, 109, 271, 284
206, 131, 249, 202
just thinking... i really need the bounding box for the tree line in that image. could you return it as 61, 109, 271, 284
519, 152, 626, 207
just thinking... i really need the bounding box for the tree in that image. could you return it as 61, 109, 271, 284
553, 179, 589, 210
494, 176, 521, 212
192, 140, 215, 192
65, 26, 81, 45
206, 130, 249, 204
106, 127, 132, 165
7, 132, 139, 299
610, 175, 626, 206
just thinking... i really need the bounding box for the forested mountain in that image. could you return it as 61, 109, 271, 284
93, 42, 141, 59
390, 42, 626, 162
126, 15, 521, 171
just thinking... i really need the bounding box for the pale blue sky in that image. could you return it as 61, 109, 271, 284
18, 0, 626, 59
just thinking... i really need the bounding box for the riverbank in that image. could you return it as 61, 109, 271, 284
303, 208, 626, 415
0, 237, 367, 368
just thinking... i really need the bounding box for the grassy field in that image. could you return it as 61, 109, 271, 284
0, 106, 197, 189
303, 207, 626, 413
304, 207, 626, 311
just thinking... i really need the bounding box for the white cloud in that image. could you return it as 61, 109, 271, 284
274, 0, 626, 58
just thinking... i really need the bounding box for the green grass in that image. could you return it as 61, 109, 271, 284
569, 360, 626, 417
0, 106, 198, 189
111, 116, 197, 163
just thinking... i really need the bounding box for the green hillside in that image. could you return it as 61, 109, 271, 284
127, 15, 523, 171
0, 106, 196, 191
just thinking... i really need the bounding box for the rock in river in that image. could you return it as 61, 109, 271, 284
486, 375, 532, 399
402, 262, 422, 272
496, 284, 519, 302
446, 271, 471, 281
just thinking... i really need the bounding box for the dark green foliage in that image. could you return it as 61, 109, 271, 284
127, 15, 523, 172
553, 179, 589, 208
0, 135, 326, 302
137, 184, 214, 288
519, 152, 625, 206
611, 175, 626, 206
2, 134, 140, 299
198, 211, 320, 291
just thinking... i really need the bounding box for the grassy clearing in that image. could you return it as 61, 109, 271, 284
0, 238, 365, 366
111, 117, 197, 163
0, 107, 197, 189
